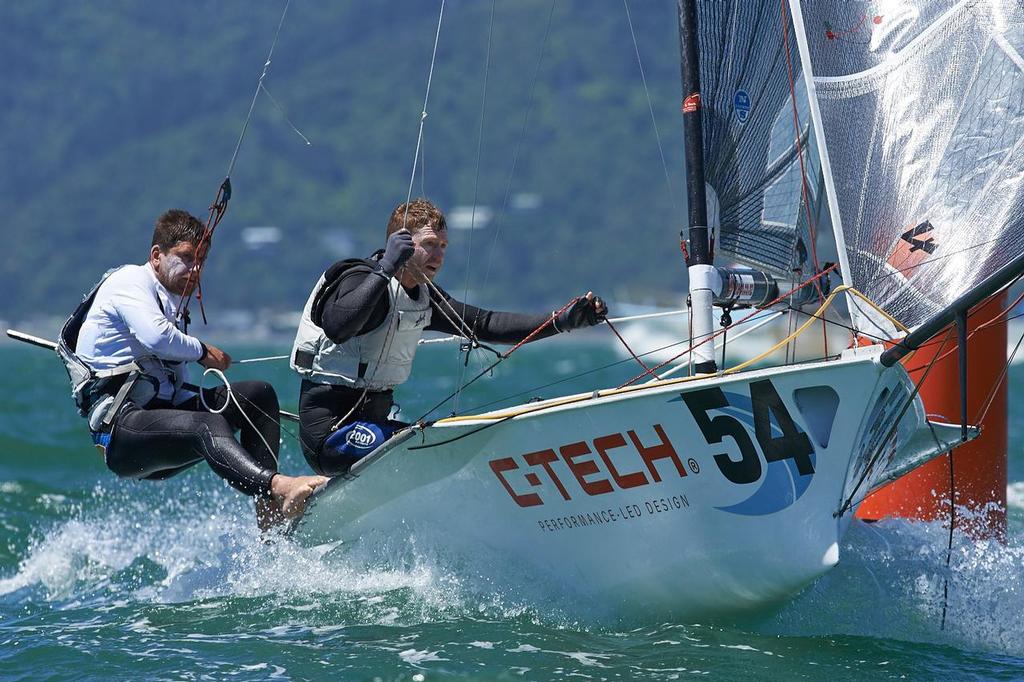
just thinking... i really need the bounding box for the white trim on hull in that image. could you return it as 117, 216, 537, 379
296, 345, 961, 618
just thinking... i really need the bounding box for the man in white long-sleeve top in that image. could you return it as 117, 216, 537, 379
63, 209, 325, 529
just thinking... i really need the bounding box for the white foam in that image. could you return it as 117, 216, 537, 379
398, 649, 447, 665
564, 651, 610, 667
1008, 481, 1024, 510
767, 516, 1024, 657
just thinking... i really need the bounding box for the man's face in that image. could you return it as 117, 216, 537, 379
150, 240, 205, 296
402, 223, 447, 286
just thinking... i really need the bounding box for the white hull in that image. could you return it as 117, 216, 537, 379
296, 345, 964, 618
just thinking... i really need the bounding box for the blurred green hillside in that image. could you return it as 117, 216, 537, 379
0, 1, 690, 323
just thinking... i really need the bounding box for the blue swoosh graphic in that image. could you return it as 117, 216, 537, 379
714, 392, 816, 516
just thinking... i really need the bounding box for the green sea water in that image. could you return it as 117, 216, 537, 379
2, 339, 1023, 681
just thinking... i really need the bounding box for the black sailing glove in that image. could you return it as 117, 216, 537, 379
556, 293, 608, 332
378, 229, 415, 276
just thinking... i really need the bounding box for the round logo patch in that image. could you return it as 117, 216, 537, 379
346, 424, 379, 449
734, 90, 751, 124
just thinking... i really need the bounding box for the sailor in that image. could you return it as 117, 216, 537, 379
291, 198, 608, 476
63, 209, 326, 529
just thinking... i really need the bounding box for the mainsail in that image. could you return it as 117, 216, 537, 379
693, 0, 825, 279
791, 0, 1024, 337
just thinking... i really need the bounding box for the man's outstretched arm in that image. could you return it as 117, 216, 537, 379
427, 287, 607, 344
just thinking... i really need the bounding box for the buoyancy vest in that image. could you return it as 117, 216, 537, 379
291, 261, 432, 391
57, 268, 186, 435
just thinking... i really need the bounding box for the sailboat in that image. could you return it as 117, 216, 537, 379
294, 0, 1024, 618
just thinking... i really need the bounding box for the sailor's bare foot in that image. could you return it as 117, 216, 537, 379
270, 473, 329, 520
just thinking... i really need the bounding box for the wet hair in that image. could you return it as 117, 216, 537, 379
151, 209, 205, 251
385, 198, 446, 237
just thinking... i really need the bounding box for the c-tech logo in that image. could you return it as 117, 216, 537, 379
674, 379, 833, 516
346, 424, 379, 450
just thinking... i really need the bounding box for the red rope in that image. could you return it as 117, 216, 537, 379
176, 180, 230, 323
502, 296, 580, 359
604, 317, 651, 372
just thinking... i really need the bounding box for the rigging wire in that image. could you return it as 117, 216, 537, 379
258, 82, 311, 146
835, 327, 956, 518
402, 0, 446, 222
456, 0, 498, 413
623, 0, 676, 214
413, 296, 579, 423
342, 0, 448, 427
478, 0, 557, 296
177, 0, 294, 323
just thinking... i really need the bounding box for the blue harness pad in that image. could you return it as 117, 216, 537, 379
90, 430, 111, 451
322, 420, 400, 470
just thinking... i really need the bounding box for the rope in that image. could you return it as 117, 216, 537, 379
604, 317, 650, 372
974, 302, 1024, 425
455, 0, 498, 414
413, 296, 579, 423
622, 0, 676, 214
402, 0, 446, 217
478, 0, 556, 298
653, 310, 782, 381
405, 262, 491, 352
941, 445, 956, 631
903, 284, 1024, 374
607, 309, 689, 323
177, 0, 294, 323
236, 354, 289, 364
835, 326, 956, 518
199, 367, 278, 465
618, 264, 841, 388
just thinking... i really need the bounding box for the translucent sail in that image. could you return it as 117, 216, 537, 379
793, 0, 1024, 335
694, 0, 825, 277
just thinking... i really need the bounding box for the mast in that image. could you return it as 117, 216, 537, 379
677, 0, 718, 373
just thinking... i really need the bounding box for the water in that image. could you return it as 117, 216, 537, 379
2, 339, 1023, 680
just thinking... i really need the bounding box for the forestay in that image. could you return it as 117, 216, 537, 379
693, 0, 825, 279
792, 0, 1024, 337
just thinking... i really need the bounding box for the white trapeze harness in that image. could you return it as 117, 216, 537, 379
291, 274, 432, 391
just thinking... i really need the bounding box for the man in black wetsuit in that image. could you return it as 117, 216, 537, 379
66, 209, 327, 529
291, 198, 607, 476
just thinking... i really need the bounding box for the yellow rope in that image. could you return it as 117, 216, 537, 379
720, 285, 908, 376
437, 286, 903, 424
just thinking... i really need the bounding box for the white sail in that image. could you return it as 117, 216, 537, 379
792, 0, 1024, 335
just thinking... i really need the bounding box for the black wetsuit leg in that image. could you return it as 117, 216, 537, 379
298, 379, 395, 476
105, 380, 280, 496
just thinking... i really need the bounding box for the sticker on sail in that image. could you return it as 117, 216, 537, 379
887, 219, 937, 280
734, 90, 751, 123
